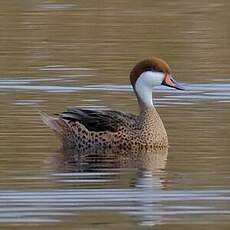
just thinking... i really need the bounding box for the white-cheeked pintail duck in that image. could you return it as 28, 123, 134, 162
41, 57, 184, 150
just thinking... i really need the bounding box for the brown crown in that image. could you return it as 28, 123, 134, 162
130, 57, 171, 87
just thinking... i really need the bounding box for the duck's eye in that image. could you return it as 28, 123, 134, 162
151, 67, 156, 72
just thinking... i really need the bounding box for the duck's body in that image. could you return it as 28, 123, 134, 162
41, 57, 183, 150
41, 106, 167, 150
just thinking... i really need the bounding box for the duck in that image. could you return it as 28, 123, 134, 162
41, 57, 184, 150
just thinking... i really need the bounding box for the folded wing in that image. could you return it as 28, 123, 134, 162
60, 108, 138, 132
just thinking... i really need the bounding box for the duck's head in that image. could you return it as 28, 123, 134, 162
130, 57, 184, 109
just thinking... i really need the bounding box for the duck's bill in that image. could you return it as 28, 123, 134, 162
162, 75, 185, 90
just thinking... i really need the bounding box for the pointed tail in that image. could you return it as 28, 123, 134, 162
40, 112, 69, 137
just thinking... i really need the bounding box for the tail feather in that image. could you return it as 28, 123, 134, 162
40, 112, 68, 136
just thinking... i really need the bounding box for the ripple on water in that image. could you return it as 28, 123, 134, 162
1, 79, 230, 105
0, 188, 230, 225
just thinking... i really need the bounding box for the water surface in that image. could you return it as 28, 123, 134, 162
0, 0, 230, 229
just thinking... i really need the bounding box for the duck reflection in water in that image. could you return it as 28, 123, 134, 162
53, 145, 168, 173
47, 146, 168, 227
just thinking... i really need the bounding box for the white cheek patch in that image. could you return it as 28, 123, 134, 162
134, 71, 165, 107
138, 71, 165, 87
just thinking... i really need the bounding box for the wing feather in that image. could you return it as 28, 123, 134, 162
60, 108, 138, 132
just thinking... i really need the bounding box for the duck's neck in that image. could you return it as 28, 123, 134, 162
133, 71, 165, 111
137, 99, 168, 146
134, 83, 163, 126
133, 75, 168, 146
134, 82, 154, 113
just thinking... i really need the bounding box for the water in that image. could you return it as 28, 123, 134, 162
0, 0, 230, 229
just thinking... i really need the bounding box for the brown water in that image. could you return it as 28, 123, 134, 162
0, 0, 230, 229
